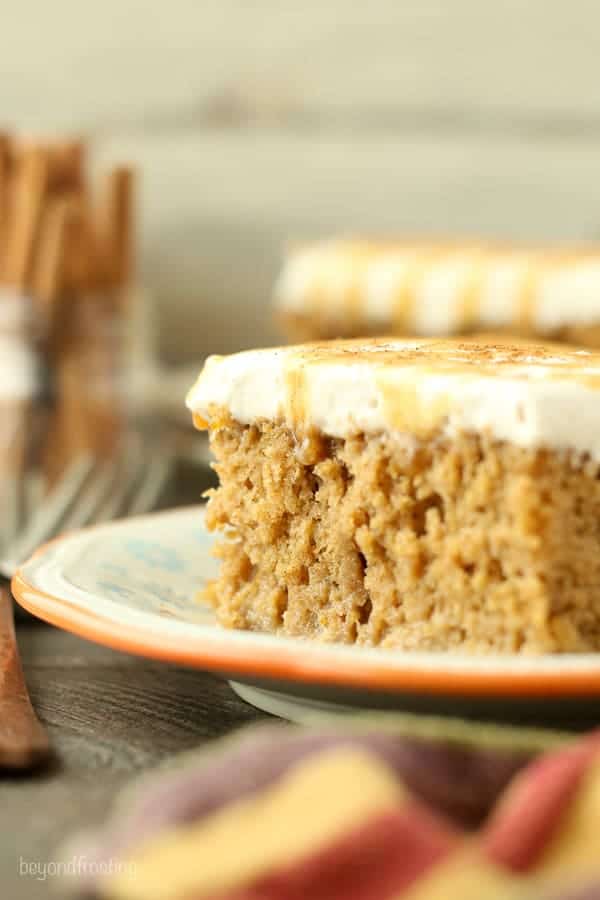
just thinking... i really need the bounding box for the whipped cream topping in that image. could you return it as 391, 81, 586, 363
0, 290, 38, 399
187, 337, 600, 459
274, 240, 600, 333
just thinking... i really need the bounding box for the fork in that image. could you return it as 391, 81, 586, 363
0, 439, 175, 769
0, 438, 174, 577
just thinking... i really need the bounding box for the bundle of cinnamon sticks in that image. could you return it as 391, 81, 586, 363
0, 132, 137, 486
0, 134, 133, 319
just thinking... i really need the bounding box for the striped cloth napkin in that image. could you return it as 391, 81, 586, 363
64, 718, 600, 899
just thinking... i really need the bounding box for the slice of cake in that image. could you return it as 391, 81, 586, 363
187, 337, 600, 654
274, 239, 600, 347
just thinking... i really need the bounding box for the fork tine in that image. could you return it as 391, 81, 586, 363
4, 439, 177, 576
56, 458, 122, 533
90, 445, 141, 523
0, 480, 24, 557
0, 455, 95, 576
23, 471, 44, 524
126, 454, 174, 517
0, 410, 31, 557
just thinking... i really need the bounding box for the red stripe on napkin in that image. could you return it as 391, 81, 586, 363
483, 732, 600, 871
210, 802, 458, 900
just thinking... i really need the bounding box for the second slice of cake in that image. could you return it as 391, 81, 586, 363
187, 337, 600, 654
275, 239, 600, 348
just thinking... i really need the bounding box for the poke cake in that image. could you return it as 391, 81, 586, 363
275, 239, 600, 347
187, 336, 600, 654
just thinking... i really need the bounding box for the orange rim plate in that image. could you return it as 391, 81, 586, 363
12, 507, 600, 699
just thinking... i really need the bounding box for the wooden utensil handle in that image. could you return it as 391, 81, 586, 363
0, 587, 51, 769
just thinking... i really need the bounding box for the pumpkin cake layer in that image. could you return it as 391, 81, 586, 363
187, 337, 600, 653
275, 240, 600, 347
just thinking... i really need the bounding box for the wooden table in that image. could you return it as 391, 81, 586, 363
0, 624, 270, 900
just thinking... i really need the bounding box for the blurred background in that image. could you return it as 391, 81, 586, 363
3, 0, 599, 363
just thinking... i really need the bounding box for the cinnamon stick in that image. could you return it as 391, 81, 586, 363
101, 165, 134, 293
61, 193, 98, 295
29, 196, 72, 318
0, 133, 12, 246
2, 145, 49, 289
48, 138, 85, 192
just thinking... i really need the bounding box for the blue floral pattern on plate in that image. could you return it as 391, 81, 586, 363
60, 508, 216, 623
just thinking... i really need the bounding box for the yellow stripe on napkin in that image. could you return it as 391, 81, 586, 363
533, 758, 600, 878
401, 848, 520, 900
105, 748, 407, 900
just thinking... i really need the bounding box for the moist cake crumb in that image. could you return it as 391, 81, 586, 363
204, 410, 600, 654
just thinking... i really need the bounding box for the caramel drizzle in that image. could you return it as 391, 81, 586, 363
307, 247, 371, 333
284, 363, 307, 425
346, 254, 371, 330
457, 249, 487, 332
392, 249, 443, 331
516, 255, 541, 334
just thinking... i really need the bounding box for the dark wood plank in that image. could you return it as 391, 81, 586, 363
0, 625, 270, 900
